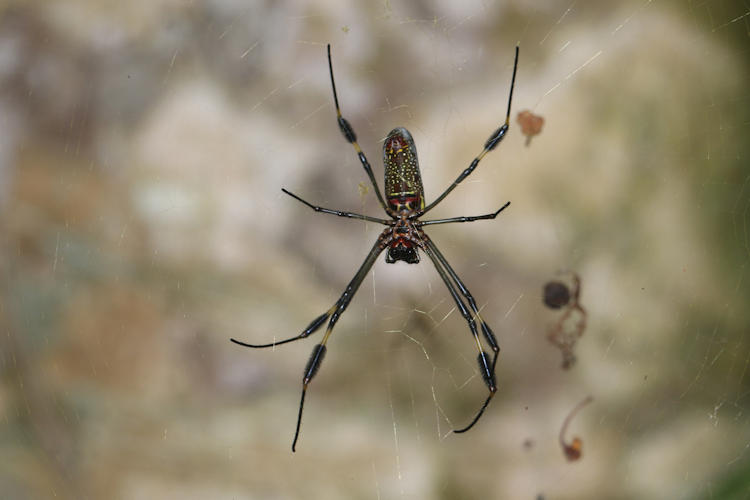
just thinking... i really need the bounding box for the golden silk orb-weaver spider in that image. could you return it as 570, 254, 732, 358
232, 44, 519, 451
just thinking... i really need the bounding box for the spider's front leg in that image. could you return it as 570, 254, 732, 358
422, 236, 500, 433
231, 232, 389, 451
291, 234, 389, 451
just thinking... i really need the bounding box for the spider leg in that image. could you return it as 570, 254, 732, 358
419, 201, 510, 226
230, 311, 330, 348
292, 234, 389, 451
327, 44, 392, 216
419, 46, 519, 216
230, 193, 388, 349
282, 188, 392, 225
424, 238, 499, 353
421, 240, 498, 434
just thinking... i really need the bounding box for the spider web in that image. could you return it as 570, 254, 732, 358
0, 0, 749, 499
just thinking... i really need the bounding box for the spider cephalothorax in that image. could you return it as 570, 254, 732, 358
384, 217, 422, 264
232, 44, 519, 451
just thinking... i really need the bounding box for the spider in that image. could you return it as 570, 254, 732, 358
232, 44, 519, 451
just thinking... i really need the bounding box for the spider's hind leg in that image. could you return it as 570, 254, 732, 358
326, 44, 391, 215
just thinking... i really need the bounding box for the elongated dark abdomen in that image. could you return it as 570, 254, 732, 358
383, 128, 425, 212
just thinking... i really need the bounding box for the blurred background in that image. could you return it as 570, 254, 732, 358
1, 0, 749, 498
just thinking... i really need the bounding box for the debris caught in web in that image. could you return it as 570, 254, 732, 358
516, 110, 545, 146
543, 272, 587, 369
559, 395, 593, 461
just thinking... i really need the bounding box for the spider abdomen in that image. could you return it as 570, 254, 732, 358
383, 127, 425, 213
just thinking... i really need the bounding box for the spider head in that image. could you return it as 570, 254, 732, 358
386, 241, 420, 264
